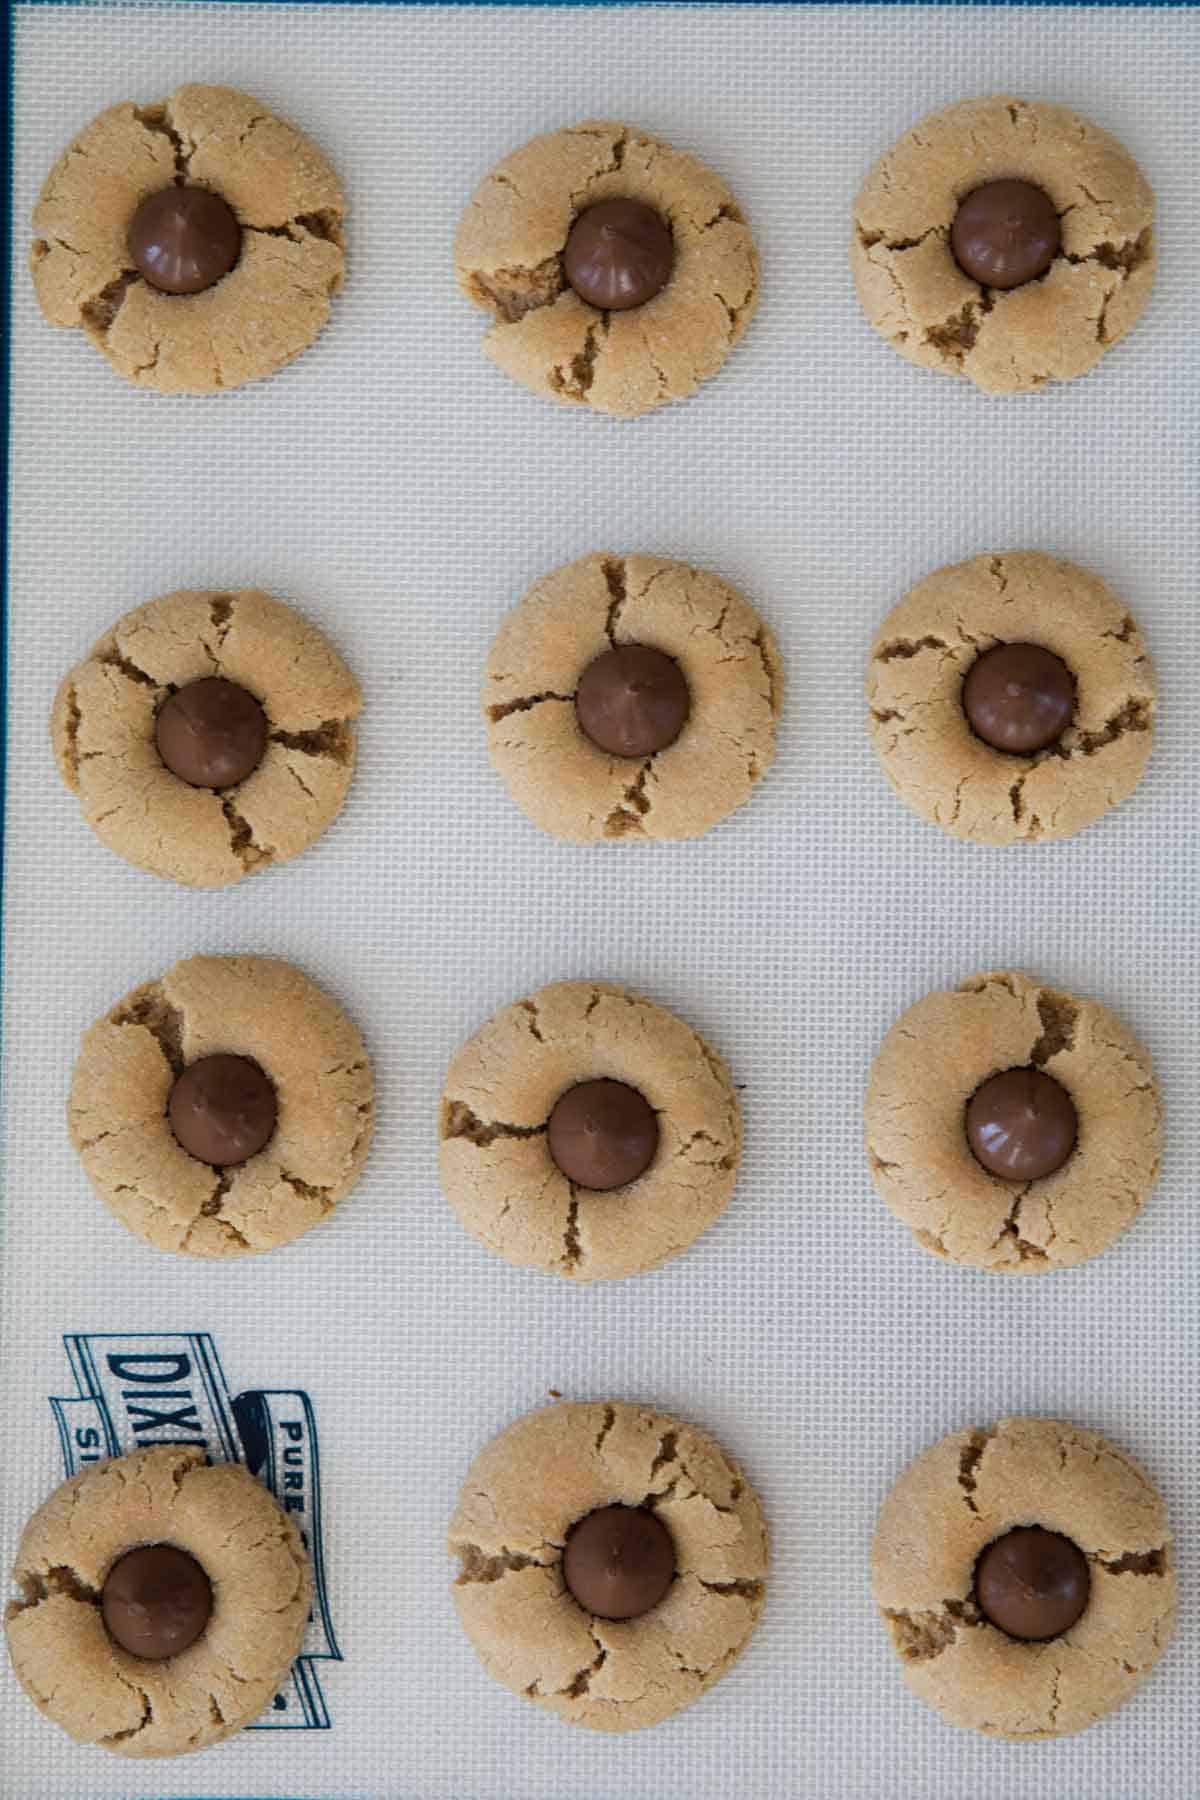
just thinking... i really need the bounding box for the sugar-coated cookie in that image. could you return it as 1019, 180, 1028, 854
874, 1416, 1174, 1738
450, 1400, 767, 1731
852, 98, 1154, 393
456, 122, 758, 418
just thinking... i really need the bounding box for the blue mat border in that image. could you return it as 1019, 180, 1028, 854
10, 0, 1200, 10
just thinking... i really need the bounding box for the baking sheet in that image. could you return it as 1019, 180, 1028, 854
3, 4, 1198, 1796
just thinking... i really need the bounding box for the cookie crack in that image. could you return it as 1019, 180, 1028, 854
559, 1639, 608, 1699
561, 1191, 582, 1268
98, 643, 158, 689
876, 636, 948, 662
1009, 773, 1028, 828
12, 1563, 101, 1613
957, 1430, 993, 1514
60, 681, 83, 786
244, 217, 332, 248
35, 231, 86, 260
221, 796, 270, 872
549, 314, 608, 402
185, 1210, 250, 1254
1064, 229, 1153, 276
923, 299, 982, 362
1094, 1547, 1168, 1576
100, 1683, 153, 1747
468, 256, 565, 323
1047, 1659, 1063, 1729
677, 1129, 735, 1172
856, 222, 944, 254
133, 101, 190, 181
1030, 991, 1078, 1064
517, 999, 544, 1043
568, 125, 627, 207
112, 983, 185, 1076
993, 1183, 1047, 1263
1071, 697, 1152, 756
442, 1100, 546, 1148
283, 760, 316, 802
603, 760, 652, 838
593, 1404, 616, 1453
648, 1431, 679, 1482
948, 771, 970, 825
270, 719, 355, 763
697, 1578, 764, 1600
278, 1169, 337, 1215
883, 1597, 982, 1662
130, 339, 162, 378
602, 556, 627, 645
209, 592, 234, 646
487, 691, 573, 722
454, 1543, 555, 1585
200, 1169, 235, 1218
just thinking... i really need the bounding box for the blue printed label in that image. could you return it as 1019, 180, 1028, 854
51, 1333, 341, 1729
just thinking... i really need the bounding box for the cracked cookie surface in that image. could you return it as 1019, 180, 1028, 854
5, 1444, 312, 1757
52, 588, 361, 887
867, 552, 1154, 845
873, 1416, 1174, 1738
70, 954, 374, 1256
440, 980, 741, 1281
851, 97, 1155, 393
450, 1400, 767, 1732
456, 121, 759, 418
865, 970, 1161, 1274
485, 553, 781, 842
31, 85, 345, 393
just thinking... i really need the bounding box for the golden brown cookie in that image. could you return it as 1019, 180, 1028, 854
865, 971, 1161, 1273
32, 85, 344, 394
851, 97, 1154, 393
867, 552, 1154, 844
440, 980, 741, 1281
450, 1400, 767, 1732
5, 1445, 312, 1758
485, 553, 781, 842
874, 1416, 1175, 1738
70, 955, 374, 1256
456, 121, 759, 418
52, 588, 361, 888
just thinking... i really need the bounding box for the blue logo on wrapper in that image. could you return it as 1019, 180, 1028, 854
50, 1332, 341, 1729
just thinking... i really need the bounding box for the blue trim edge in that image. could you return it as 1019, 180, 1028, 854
11, 0, 1200, 10
1, 1, 12, 1295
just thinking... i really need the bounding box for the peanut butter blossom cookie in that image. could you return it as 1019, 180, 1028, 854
867, 552, 1154, 845
440, 980, 741, 1281
70, 954, 374, 1256
485, 553, 781, 841
52, 588, 361, 887
450, 1401, 767, 1732
5, 1445, 312, 1757
873, 1417, 1175, 1738
455, 121, 759, 418
865, 971, 1161, 1274
31, 85, 345, 393
851, 97, 1155, 393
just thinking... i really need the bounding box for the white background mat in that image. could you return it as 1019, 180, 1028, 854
3, 4, 1198, 1796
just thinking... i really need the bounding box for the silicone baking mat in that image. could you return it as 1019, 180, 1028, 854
2, 3, 1198, 1796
